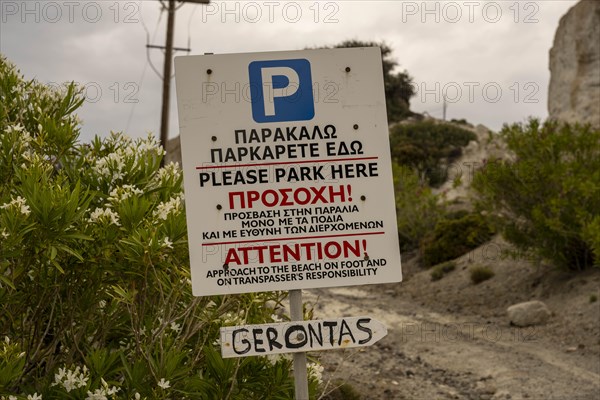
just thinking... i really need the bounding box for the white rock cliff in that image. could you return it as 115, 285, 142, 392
548, 0, 600, 128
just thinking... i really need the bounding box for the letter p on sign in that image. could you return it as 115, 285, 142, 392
249, 59, 315, 123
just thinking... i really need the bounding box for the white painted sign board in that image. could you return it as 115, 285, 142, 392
175, 48, 402, 296
220, 317, 387, 358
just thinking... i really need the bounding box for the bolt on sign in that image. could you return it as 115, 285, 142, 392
175, 47, 402, 296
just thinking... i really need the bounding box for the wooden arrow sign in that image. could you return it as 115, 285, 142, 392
220, 316, 387, 358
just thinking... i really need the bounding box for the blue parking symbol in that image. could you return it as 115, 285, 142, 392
248, 59, 315, 123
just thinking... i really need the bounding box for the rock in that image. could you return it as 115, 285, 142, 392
548, 0, 600, 128
507, 300, 551, 327
476, 380, 497, 395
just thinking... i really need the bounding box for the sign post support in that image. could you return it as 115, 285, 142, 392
290, 289, 309, 400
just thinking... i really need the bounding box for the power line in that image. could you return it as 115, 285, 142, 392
126, 1, 164, 132
146, 0, 210, 163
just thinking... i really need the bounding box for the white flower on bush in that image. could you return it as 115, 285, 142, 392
0, 196, 31, 216
93, 151, 126, 181
103, 131, 132, 150
222, 312, 240, 325
88, 207, 120, 226
97, 133, 164, 176
3, 124, 32, 150
85, 391, 107, 400
161, 237, 173, 249
153, 196, 182, 221
266, 353, 292, 366
308, 362, 324, 385
52, 365, 89, 392
157, 378, 171, 390
108, 185, 144, 203
140, 134, 165, 155
27, 393, 42, 400
85, 378, 119, 400
152, 162, 182, 185
5, 123, 24, 133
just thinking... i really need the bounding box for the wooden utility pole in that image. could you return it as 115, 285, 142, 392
148, 0, 209, 158
160, 0, 176, 156
442, 94, 447, 121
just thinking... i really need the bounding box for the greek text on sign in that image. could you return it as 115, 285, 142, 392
220, 317, 387, 358
175, 47, 402, 296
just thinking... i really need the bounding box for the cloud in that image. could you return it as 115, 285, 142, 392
0, 0, 577, 141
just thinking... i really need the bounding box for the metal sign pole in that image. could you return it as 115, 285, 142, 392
289, 289, 309, 400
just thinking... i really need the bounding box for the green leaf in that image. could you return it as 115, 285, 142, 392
0, 274, 16, 290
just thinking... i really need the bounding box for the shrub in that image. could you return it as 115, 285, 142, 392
470, 266, 495, 284
393, 163, 445, 251
473, 119, 600, 270
389, 120, 477, 186
419, 212, 495, 267
430, 261, 456, 281
0, 56, 314, 399
450, 118, 469, 125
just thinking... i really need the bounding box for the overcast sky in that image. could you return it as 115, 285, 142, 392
1, 0, 577, 142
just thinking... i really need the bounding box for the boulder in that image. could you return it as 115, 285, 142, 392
507, 300, 551, 327
548, 0, 600, 128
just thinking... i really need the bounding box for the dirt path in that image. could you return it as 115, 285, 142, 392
305, 252, 600, 400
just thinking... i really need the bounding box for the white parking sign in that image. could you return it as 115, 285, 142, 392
175, 47, 402, 296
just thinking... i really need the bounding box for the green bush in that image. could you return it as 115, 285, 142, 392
389, 121, 477, 187
469, 265, 495, 284
430, 261, 456, 281
473, 119, 600, 270
393, 163, 445, 251
450, 118, 469, 126
419, 213, 495, 267
0, 56, 318, 399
